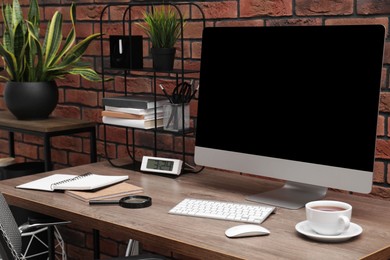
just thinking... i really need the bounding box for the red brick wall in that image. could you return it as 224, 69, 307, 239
1, 0, 390, 258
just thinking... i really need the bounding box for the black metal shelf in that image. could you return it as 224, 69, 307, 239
103, 67, 199, 75
99, 2, 205, 173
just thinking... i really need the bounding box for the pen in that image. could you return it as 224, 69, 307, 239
188, 84, 199, 102
159, 84, 173, 103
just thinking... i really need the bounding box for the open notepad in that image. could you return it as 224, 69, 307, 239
16, 172, 129, 191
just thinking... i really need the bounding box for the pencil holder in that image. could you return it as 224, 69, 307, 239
163, 103, 190, 132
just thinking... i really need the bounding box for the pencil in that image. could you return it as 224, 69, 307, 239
159, 84, 173, 103
188, 84, 199, 102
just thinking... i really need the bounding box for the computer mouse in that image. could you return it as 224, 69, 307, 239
225, 224, 270, 238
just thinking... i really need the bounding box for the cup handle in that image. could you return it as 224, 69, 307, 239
337, 215, 350, 234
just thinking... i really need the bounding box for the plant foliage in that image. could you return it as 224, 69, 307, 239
0, 0, 107, 82
136, 5, 185, 49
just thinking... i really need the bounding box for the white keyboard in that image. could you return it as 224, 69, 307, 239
168, 198, 276, 224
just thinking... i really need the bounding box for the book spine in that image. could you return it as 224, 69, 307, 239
101, 110, 163, 120
103, 97, 149, 109
105, 106, 164, 115
102, 116, 163, 129
102, 97, 169, 109
101, 110, 145, 119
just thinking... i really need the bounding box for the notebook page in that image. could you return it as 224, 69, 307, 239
16, 174, 77, 191
52, 174, 129, 191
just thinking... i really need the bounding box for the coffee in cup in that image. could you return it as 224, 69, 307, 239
305, 200, 352, 236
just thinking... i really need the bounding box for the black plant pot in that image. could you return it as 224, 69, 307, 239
151, 47, 176, 71
4, 81, 59, 120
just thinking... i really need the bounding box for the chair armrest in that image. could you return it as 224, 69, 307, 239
19, 217, 70, 233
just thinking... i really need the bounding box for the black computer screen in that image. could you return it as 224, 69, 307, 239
196, 25, 384, 172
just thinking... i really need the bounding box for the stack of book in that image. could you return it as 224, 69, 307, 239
102, 94, 170, 129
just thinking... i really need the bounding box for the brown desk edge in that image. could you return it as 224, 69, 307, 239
0, 160, 389, 260
0, 111, 96, 133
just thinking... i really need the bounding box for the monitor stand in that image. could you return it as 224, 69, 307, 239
246, 181, 327, 210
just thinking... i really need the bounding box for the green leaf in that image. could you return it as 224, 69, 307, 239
27, 0, 40, 29
0, 44, 16, 80
63, 33, 101, 64
68, 67, 104, 81
44, 11, 62, 68
26, 21, 43, 81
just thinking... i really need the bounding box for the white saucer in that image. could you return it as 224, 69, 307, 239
295, 220, 363, 242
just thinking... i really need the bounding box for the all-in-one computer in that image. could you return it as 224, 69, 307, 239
195, 25, 385, 209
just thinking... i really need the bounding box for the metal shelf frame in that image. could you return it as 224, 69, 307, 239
99, 2, 205, 171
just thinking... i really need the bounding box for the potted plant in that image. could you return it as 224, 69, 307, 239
136, 5, 185, 71
0, 0, 109, 120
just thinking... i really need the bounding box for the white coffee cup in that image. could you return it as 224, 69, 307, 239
305, 200, 352, 236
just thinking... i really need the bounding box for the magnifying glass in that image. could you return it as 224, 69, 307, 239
89, 195, 152, 208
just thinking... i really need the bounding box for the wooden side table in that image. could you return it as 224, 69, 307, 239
0, 111, 97, 171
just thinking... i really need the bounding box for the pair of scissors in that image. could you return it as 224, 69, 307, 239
171, 82, 192, 104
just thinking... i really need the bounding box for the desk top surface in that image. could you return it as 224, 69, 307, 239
0, 160, 389, 260
0, 111, 95, 133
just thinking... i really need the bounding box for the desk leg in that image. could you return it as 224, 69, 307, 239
93, 229, 100, 259
90, 127, 97, 163
8, 132, 15, 157
43, 136, 52, 171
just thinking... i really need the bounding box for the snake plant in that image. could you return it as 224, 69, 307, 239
0, 0, 106, 82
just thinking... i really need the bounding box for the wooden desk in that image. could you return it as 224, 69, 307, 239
0, 111, 97, 171
0, 161, 390, 260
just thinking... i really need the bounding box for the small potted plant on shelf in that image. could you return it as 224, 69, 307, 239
136, 5, 185, 71
0, 0, 110, 120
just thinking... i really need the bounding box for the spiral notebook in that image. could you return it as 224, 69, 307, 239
16, 172, 129, 191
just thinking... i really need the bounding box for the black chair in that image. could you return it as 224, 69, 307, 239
0, 192, 70, 260
0, 162, 70, 260
0, 193, 168, 260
